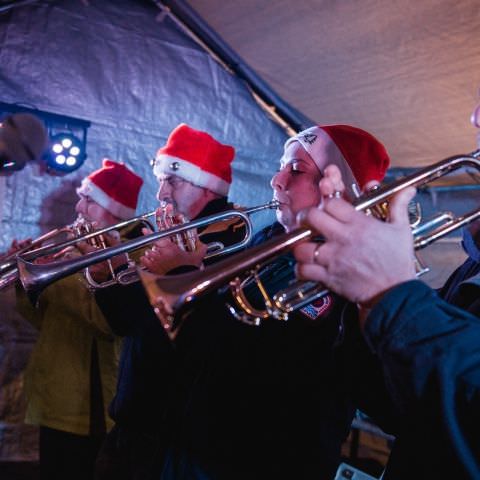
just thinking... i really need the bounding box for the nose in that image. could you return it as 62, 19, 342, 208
156, 182, 172, 203
271, 169, 287, 192
75, 197, 86, 215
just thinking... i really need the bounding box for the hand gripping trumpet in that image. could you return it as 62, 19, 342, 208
82, 201, 208, 290
0, 215, 134, 291
16, 201, 279, 304
138, 151, 480, 340
0, 228, 74, 290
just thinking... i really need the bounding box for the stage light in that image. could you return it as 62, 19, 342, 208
46, 132, 85, 173
0, 102, 91, 176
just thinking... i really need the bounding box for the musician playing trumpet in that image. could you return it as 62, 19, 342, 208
92, 124, 248, 479
191, 124, 395, 480
13, 160, 144, 480
293, 131, 480, 477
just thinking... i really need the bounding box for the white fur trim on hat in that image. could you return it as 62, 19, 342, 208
153, 154, 230, 196
76, 178, 136, 220
282, 127, 360, 199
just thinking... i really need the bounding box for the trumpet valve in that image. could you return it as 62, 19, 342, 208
155, 203, 197, 252
72, 217, 100, 247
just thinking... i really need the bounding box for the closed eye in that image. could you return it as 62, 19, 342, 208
290, 165, 305, 175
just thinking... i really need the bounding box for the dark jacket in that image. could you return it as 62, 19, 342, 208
160, 223, 394, 480
96, 217, 394, 480
439, 256, 480, 315
364, 280, 480, 479
94, 198, 246, 430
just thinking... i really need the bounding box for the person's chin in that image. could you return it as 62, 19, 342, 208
276, 212, 296, 232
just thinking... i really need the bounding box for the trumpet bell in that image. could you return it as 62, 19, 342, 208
139, 227, 314, 338
17, 255, 64, 306
137, 265, 227, 340
137, 268, 183, 339
0, 224, 79, 291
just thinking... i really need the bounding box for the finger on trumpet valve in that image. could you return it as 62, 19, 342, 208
155, 201, 198, 252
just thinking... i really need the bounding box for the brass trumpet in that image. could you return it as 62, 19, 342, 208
82, 201, 230, 290
138, 151, 480, 340
0, 211, 157, 292
0, 215, 128, 291
17, 201, 279, 304
0, 228, 72, 290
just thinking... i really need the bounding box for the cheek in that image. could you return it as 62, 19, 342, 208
172, 187, 187, 205
185, 187, 203, 204
172, 187, 199, 215
290, 182, 321, 211
88, 205, 103, 222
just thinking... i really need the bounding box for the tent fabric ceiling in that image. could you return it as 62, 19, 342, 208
188, 0, 480, 168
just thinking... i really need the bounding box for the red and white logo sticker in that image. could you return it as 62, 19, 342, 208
300, 295, 333, 320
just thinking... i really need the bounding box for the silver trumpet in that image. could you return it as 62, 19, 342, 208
0, 214, 147, 291
138, 151, 480, 340
17, 201, 279, 304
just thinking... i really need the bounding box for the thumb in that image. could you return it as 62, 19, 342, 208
389, 187, 417, 226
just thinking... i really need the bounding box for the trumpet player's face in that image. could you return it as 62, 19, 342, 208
271, 142, 323, 232
156, 174, 210, 219
75, 194, 119, 228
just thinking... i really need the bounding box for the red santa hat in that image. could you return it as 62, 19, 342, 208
282, 125, 390, 198
76, 159, 143, 219
153, 123, 234, 196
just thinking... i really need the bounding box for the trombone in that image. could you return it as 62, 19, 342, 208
17, 201, 279, 304
137, 151, 480, 340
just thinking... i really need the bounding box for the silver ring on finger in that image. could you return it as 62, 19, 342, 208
313, 243, 323, 264
326, 190, 342, 200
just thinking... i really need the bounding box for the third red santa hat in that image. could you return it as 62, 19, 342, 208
77, 159, 143, 219
282, 124, 390, 198
153, 123, 234, 196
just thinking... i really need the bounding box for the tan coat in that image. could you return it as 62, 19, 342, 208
17, 259, 122, 436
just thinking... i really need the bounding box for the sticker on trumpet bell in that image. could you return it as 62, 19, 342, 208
300, 295, 333, 320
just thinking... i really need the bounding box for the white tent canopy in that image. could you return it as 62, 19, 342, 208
189, 0, 480, 167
